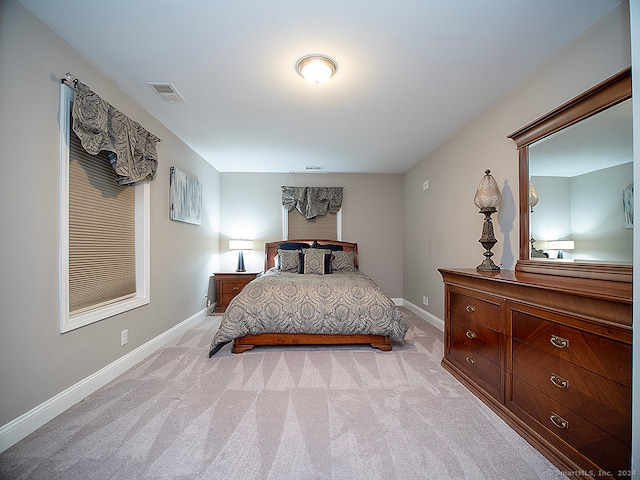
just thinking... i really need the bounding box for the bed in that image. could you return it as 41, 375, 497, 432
208, 239, 408, 356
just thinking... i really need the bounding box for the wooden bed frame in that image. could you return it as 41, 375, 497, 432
231, 239, 392, 354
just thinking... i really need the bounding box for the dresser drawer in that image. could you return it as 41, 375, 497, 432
512, 311, 631, 386
448, 335, 501, 400
450, 314, 500, 364
512, 339, 630, 445
221, 292, 241, 306
512, 377, 630, 476
221, 280, 247, 294
219, 281, 248, 311
450, 291, 501, 330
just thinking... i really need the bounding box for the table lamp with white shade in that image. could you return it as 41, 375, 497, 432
545, 240, 575, 259
229, 239, 252, 272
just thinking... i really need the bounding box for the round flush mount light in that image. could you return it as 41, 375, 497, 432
296, 55, 337, 85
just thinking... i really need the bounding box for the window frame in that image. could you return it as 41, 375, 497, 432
58, 84, 150, 333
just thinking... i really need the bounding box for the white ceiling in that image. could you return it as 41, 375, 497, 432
19, 0, 622, 174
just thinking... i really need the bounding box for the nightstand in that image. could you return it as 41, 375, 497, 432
213, 272, 258, 313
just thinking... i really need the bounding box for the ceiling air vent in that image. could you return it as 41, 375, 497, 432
147, 82, 185, 102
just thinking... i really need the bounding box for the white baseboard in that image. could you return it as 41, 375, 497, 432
394, 298, 444, 332
0, 309, 206, 454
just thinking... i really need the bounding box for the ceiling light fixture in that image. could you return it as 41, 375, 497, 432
296, 55, 337, 85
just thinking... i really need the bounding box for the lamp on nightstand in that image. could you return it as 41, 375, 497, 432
529, 182, 539, 212
544, 240, 575, 259
229, 239, 252, 272
528, 182, 546, 257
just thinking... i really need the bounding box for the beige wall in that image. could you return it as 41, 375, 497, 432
0, 1, 220, 425
403, 2, 631, 320
219, 172, 404, 298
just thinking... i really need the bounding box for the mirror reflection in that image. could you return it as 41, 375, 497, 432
528, 98, 633, 264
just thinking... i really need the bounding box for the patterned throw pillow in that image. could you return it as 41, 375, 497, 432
302, 249, 332, 274
332, 251, 357, 272
279, 250, 302, 272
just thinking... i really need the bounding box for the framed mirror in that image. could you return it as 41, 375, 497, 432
508, 68, 632, 282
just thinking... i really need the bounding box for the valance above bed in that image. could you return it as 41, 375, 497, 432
71, 81, 161, 185
281, 186, 343, 219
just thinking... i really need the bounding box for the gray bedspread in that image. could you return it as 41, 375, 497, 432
209, 269, 408, 356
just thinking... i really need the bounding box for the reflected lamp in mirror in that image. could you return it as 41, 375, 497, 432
529, 183, 539, 212
474, 169, 502, 272
229, 239, 252, 272
528, 182, 541, 257
544, 240, 575, 259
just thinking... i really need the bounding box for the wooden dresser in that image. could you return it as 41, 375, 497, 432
213, 272, 258, 313
439, 268, 632, 479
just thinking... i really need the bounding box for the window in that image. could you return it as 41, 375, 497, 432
283, 208, 342, 240
59, 84, 150, 333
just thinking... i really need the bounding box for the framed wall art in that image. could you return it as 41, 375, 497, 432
169, 166, 202, 225
623, 184, 633, 229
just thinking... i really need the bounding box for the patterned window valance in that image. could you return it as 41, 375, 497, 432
281, 186, 344, 219
71, 81, 161, 185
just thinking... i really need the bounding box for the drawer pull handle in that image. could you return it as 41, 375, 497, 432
232, 286, 240, 291
465, 330, 476, 339
465, 305, 476, 313
465, 356, 475, 365
550, 334, 569, 349
550, 374, 569, 389
550, 412, 568, 430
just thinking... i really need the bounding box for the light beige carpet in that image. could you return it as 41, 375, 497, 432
0, 308, 560, 479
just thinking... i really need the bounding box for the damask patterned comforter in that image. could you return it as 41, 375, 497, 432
208, 269, 408, 356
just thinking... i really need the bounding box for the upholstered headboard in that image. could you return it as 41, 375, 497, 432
264, 239, 358, 271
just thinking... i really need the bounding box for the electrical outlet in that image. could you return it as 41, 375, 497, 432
422, 180, 429, 191
121, 329, 128, 346
423, 296, 429, 306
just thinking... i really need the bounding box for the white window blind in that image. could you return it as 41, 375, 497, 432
287, 209, 338, 240
68, 118, 136, 314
